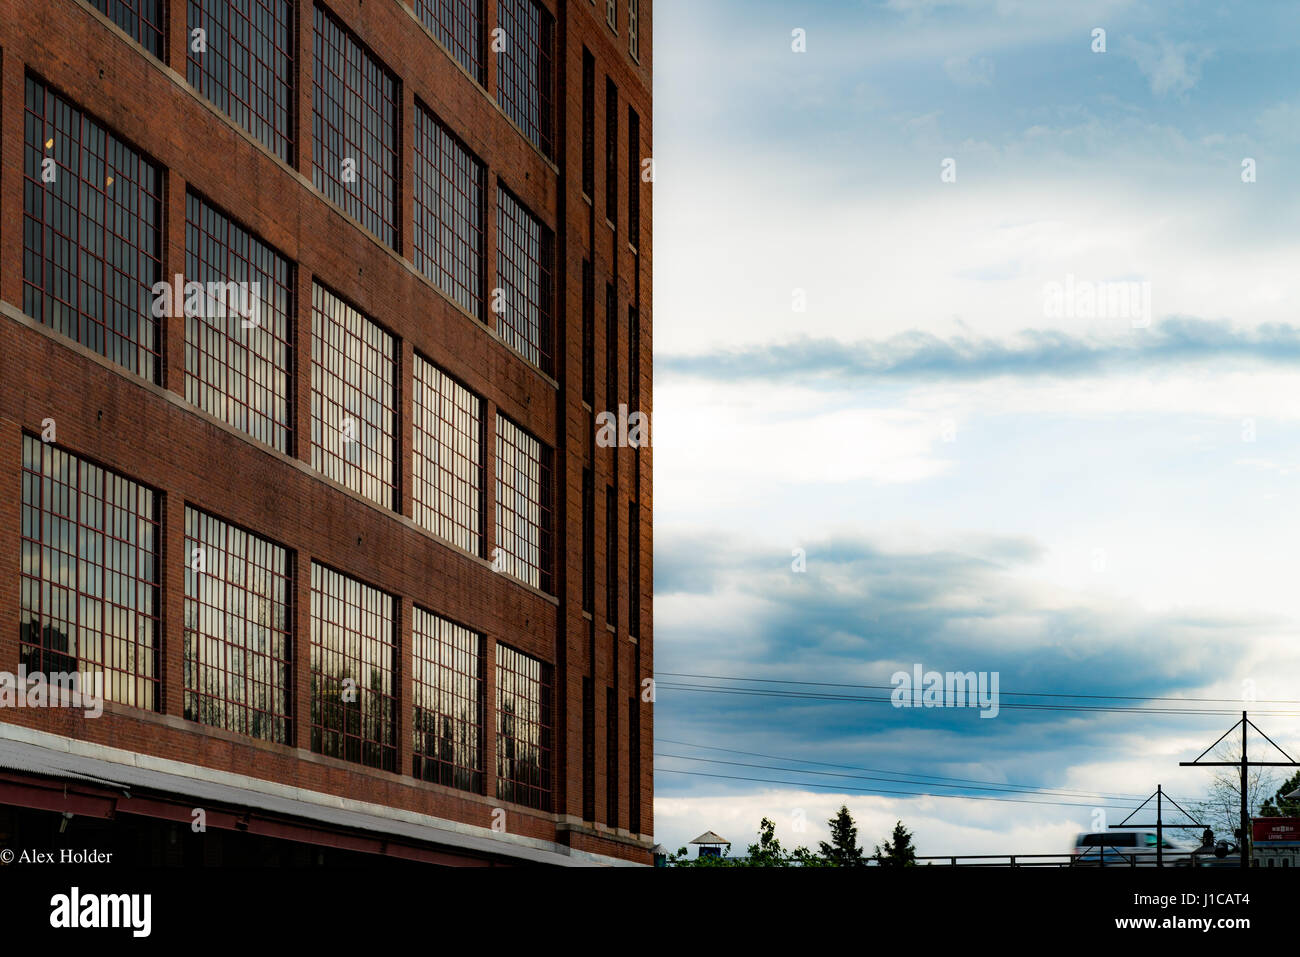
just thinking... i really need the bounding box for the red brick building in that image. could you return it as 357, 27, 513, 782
0, 0, 651, 866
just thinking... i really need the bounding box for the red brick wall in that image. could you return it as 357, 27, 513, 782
0, 0, 652, 864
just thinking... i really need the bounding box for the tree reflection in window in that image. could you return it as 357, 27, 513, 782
310, 563, 396, 771
495, 643, 552, 810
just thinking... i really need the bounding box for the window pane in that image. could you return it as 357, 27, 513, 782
412, 608, 483, 792
312, 5, 400, 248
494, 414, 552, 592
23, 77, 164, 382
184, 507, 292, 743
309, 563, 397, 771
187, 0, 295, 162
415, 0, 485, 84
185, 191, 295, 452
19, 435, 160, 711
413, 355, 483, 554
310, 283, 397, 509
495, 644, 552, 811
495, 186, 554, 374
496, 0, 554, 157
88, 0, 165, 57
413, 104, 485, 319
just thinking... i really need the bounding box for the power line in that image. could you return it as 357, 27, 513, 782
655, 681, 1300, 716
656, 737, 1147, 801
656, 752, 1144, 802
654, 768, 1144, 811
656, 671, 1300, 706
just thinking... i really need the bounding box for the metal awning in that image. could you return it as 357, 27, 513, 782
0, 726, 644, 867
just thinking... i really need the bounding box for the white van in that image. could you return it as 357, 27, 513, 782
1071, 829, 1197, 866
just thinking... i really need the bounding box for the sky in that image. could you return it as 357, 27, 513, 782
650, 0, 1300, 860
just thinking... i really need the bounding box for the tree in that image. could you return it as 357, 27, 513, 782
1259, 771, 1300, 818
1191, 744, 1277, 838
819, 805, 866, 867
743, 817, 791, 867
874, 821, 917, 867
667, 817, 822, 867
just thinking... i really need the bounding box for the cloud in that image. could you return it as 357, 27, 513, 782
944, 54, 996, 86
660, 318, 1300, 386
1122, 36, 1212, 97
655, 530, 1274, 700
653, 529, 1300, 845
652, 528, 1298, 849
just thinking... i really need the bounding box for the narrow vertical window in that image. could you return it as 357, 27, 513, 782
606, 484, 617, 628
628, 499, 639, 636
413, 103, 485, 319
582, 468, 595, 612
582, 676, 596, 821
629, 0, 640, 60
606, 686, 619, 827
496, 186, 555, 374
582, 259, 595, 405
606, 0, 617, 31
184, 508, 292, 742
23, 78, 163, 382
581, 48, 595, 197
185, 191, 295, 453
605, 78, 618, 227
628, 305, 640, 415
605, 282, 618, 412
628, 107, 641, 247
310, 563, 397, 771
494, 414, 553, 591
412, 354, 483, 554
188, 0, 295, 161
413, 608, 484, 793
496, 644, 553, 810
20, 436, 160, 711
629, 693, 641, 833
310, 284, 398, 509
312, 5, 400, 249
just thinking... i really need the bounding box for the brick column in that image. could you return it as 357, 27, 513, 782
400, 78, 415, 261
166, 0, 187, 75
484, 0, 498, 101
297, 0, 315, 179
295, 267, 314, 463
162, 491, 185, 717
294, 553, 312, 752
399, 325, 414, 520
396, 595, 412, 778
0, 48, 25, 307
0, 423, 22, 676
162, 171, 187, 396
482, 634, 497, 804
483, 399, 498, 564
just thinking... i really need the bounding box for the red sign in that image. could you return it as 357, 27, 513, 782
1252, 818, 1300, 843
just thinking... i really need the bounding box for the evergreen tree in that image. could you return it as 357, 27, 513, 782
819, 804, 866, 866
874, 820, 917, 867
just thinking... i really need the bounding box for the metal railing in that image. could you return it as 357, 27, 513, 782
914, 850, 1202, 867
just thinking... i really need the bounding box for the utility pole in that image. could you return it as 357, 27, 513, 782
1180, 711, 1300, 869
1108, 785, 1203, 867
